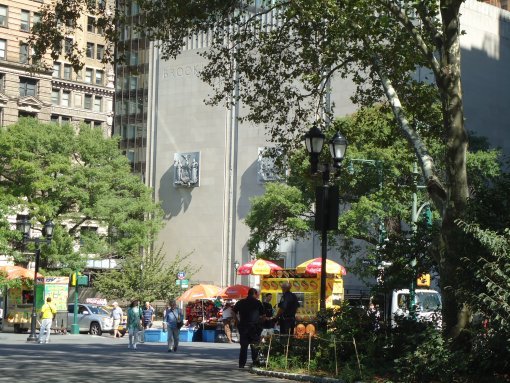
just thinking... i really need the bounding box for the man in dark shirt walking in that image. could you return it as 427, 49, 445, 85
233, 288, 265, 368
275, 282, 300, 337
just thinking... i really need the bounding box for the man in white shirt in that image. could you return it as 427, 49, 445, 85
110, 302, 123, 338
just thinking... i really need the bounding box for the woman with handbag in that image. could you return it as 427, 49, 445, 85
127, 300, 143, 350
164, 300, 183, 352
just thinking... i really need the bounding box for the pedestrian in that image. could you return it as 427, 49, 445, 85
274, 282, 300, 337
164, 300, 183, 352
261, 293, 275, 336
38, 297, 57, 344
127, 300, 143, 350
221, 302, 235, 343
233, 288, 265, 369
110, 302, 123, 338
142, 301, 155, 329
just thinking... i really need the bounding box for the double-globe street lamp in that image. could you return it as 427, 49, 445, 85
304, 126, 348, 311
18, 217, 54, 342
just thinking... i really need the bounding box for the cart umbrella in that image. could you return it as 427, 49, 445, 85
0, 265, 44, 280
237, 259, 283, 276
295, 258, 347, 276
176, 284, 222, 302
218, 284, 250, 299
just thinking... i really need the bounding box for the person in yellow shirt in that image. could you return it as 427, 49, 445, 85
39, 297, 57, 344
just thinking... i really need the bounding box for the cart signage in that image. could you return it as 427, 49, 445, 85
177, 271, 186, 280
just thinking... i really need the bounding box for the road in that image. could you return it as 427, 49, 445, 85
0, 332, 286, 383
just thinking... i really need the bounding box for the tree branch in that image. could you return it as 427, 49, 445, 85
372, 56, 447, 214
378, 0, 442, 81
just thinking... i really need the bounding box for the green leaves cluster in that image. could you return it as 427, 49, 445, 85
0, 118, 161, 275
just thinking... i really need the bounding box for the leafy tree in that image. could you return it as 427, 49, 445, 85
92, 250, 199, 302
29, 0, 499, 335
0, 118, 162, 276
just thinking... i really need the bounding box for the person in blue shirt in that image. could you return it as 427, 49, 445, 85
142, 301, 155, 329
164, 300, 183, 352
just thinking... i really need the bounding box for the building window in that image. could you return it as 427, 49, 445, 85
95, 70, 103, 85
53, 62, 61, 78
51, 115, 59, 124
0, 72, 4, 91
0, 5, 7, 27
51, 89, 60, 105
129, 51, 138, 66
85, 68, 93, 84
96, 45, 104, 61
20, 43, 29, 63
64, 38, 73, 55
87, 16, 94, 33
61, 91, 70, 107
94, 121, 102, 129
86, 42, 94, 58
129, 76, 138, 90
19, 77, 38, 97
33, 13, 40, 27
20, 10, 30, 31
0, 39, 6, 60
84, 94, 92, 110
63, 64, 72, 80
61, 116, 71, 124
93, 96, 102, 112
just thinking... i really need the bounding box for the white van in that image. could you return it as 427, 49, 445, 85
390, 289, 442, 327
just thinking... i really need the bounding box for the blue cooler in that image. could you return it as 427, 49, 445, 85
203, 330, 216, 342
144, 329, 167, 342
179, 328, 195, 342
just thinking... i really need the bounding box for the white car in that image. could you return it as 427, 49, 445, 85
67, 304, 113, 336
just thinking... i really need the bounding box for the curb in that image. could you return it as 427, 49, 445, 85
250, 367, 344, 383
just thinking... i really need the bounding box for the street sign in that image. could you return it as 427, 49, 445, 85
177, 271, 186, 280
175, 279, 189, 289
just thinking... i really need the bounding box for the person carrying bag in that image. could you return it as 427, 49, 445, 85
164, 300, 183, 352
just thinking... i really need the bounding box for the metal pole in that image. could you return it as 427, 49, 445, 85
71, 271, 79, 334
409, 162, 419, 321
27, 240, 40, 342
319, 167, 329, 311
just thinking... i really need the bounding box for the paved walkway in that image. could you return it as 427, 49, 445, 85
0, 333, 285, 383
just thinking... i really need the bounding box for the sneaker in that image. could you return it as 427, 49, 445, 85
133, 345, 137, 350
173, 346, 177, 352
167, 349, 172, 352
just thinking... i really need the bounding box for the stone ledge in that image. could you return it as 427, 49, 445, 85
250, 367, 344, 383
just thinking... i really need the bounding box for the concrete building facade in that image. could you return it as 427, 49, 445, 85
0, 0, 114, 131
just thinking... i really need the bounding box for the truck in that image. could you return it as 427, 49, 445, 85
260, 269, 345, 323
377, 275, 442, 327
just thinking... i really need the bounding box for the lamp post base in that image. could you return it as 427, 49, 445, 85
26, 313, 38, 342
71, 324, 80, 335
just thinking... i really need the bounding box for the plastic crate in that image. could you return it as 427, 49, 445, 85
203, 330, 216, 342
144, 329, 167, 343
179, 329, 195, 342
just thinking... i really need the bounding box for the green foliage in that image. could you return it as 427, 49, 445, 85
92, 249, 198, 302
245, 182, 312, 258
0, 118, 162, 272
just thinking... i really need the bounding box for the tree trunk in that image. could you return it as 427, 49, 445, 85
438, 0, 470, 338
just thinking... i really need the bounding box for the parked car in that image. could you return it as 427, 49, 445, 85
67, 304, 113, 336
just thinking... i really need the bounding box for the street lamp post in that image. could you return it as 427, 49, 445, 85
409, 162, 430, 321
18, 218, 54, 342
304, 128, 348, 311
233, 260, 240, 285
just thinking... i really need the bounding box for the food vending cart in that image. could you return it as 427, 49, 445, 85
6, 276, 69, 333
260, 269, 344, 323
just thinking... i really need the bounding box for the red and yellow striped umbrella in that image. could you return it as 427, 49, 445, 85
295, 258, 347, 275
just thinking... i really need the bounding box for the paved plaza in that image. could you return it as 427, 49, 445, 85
0, 333, 286, 383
